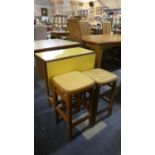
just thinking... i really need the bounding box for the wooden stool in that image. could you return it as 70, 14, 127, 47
50, 71, 95, 141
82, 68, 117, 125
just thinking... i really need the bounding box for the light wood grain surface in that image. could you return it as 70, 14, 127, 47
82, 34, 121, 44
34, 39, 80, 52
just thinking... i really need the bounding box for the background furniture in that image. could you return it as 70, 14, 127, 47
67, 18, 82, 42
52, 15, 68, 31
50, 30, 69, 39
79, 20, 91, 35
67, 18, 92, 43
101, 45, 121, 71
70, 0, 83, 17
34, 24, 47, 40
102, 21, 112, 34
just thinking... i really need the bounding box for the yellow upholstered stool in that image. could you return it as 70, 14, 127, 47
82, 68, 117, 125
50, 71, 95, 141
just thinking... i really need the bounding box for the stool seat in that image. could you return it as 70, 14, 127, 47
52, 71, 94, 94
82, 68, 117, 85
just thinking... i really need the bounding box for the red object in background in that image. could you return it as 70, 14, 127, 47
47, 26, 52, 31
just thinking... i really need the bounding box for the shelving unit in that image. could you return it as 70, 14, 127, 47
52, 15, 68, 30
77, 9, 88, 19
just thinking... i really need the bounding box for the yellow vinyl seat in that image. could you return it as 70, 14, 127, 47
53, 71, 94, 94
50, 71, 95, 141
82, 68, 117, 125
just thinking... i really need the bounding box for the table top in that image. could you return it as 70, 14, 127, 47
34, 39, 80, 52
82, 34, 121, 45
35, 47, 94, 62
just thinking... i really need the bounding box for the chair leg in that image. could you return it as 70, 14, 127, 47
66, 95, 72, 141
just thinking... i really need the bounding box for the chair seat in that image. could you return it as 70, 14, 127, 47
82, 68, 117, 85
52, 71, 94, 94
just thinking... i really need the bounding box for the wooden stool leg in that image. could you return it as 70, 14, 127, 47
92, 85, 100, 126
108, 81, 116, 116
89, 88, 95, 127
53, 88, 59, 124
66, 95, 72, 141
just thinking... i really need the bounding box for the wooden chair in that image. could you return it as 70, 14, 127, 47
102, 21, 112, 34
102, 21, 121, 67
67, 18, 82, 42
82, 68, 117, 125
50, 71, 95, 141
34, 25, 47, 40
79, 20, 91, 35
67, 19, 91, 43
